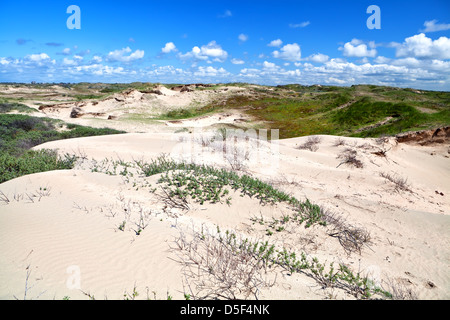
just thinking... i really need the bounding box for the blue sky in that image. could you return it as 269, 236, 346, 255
1, 0, 450, 90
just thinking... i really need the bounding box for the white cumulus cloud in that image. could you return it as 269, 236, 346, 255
0, 57, 11, 65
341, 39, 377, 57
107, 47, 145, 62
272, 43, 301, 62
92, 55, 102, 63
161, 42, 177, 53
268, 39, 283, 47
26, 53, 51, 62
306, 53, 329, 63
263, 61, 278, 70
395, 33, 450, 60
62, 57, 77, 66
194, 66, 228, 77
178, 41, 228, 62
231, 58, 245, 65
374, 56, 391, 64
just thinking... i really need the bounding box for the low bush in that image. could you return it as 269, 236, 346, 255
0, 114, 125, 183
0, 150, 77, 183
135, 155, 327, 227
297, 136, 322, 152
0, 101, 36, 114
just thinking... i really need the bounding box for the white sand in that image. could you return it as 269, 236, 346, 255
1, 129, 449, 300
26, 86, 251, 133
1, 84, 449, 299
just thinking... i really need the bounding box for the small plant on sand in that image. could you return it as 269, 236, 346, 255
0, 190, 10, 204
0, 150, 78, 184
13, 262, 47, 300
297, 136, 322, 152
329, 225, 371, 255
173, 226, 277, 300
225, 144, 250, 171
336, 148, 364, 168
379, 172, 412, 193
123, 284, 139, 300
0, 114, 125, 183
142, 155, 329, 228
173, 226, 391, 300
132, 210, 151, 235
333, 137, 347, 147
381, 276, 418, 300
92, 155, 368, 253
117, 220, 126, 232
25, 186, 52, 203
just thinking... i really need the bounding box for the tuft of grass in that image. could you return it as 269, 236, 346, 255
133, 155, 328, 228
0, 101, 36, 114
336, 148, 364, 169
0, 150, 77, 184
199, 85, 449, 139
74, 94, 104, 101
0, 114, 125, 156
297, 136, 322, 152
333, 137, 347, 147
0, 114, 125, 184
379, 172, 412, 193
158, 104, 223, 120
175, 226, 391, 300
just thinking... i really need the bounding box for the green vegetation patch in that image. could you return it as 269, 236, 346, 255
202, 85, 449, 139
159, 104, 224, 120
0, 114, 125, 183
331, 97, 450, 137
0, 100, 36, 113
0, 150, 77, 184
134, 155, 326, 227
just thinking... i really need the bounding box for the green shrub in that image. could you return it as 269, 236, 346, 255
59, 125, 125, 139
134, 155, 327, 227
331, 98, 421, 128
0, 101, 36, 114
0, 114, 125, 154
0, 114, 125, 183
0, 150, 77, 183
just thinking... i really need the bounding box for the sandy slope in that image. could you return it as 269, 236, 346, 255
25, 85, 251, 134
0, 129, 449, 300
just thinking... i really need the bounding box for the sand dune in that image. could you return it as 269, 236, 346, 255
1, 128, 449, 300
28, 85, 251, 133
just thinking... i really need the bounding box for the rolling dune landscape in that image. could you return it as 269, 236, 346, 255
0, 82, 448, 300
1, 0, 449, 304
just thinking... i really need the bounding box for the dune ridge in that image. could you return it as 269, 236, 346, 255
1, 128, 448, 300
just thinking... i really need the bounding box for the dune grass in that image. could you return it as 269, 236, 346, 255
199, 85, 449, 139
0, 100, 36, 113
0, 150, 77, 184
132, 155, 328, 228
159, 107, 213, 120
0, 114, 125, 183
333, 97, 450, 137
158, 103, 224, 121
145, 83, 449, 139
90, 155, 384, 299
